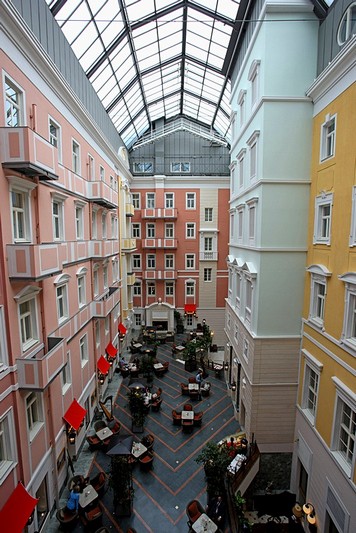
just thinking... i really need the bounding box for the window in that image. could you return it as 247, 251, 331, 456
332, 377, 356, 475
308, 266, 330, 327
5, 76, 24, 126
248, 60, 261, 108
337, 2, 356, 45
0, 413, 16, 481
172, 162, 190, 173
243, 339, 249, 361
340, 273, 356, 348
61, 351, 72, 393
147, 254, 156, 269
95, 321, 100, 347
26, 392, 43, 439
186, 193, 196, 209
132, 193, 140, 209
11, 189, 31, 242
165, 223, 174, 238
165, 254, 174, 269
320, 114, 336, 161
72, 139, 80, 174
204, 236, 213, 252
245, 279, 252, 325
111, 215, 118, 239
313, 193, 333, 244
230, 163, 236, 195
18, 292, 39, 351
186, 223, 195, 239
165, 193, 174, 208
88, 154, 95, 180
302, 360, 320, 423
132, 223, 141, 238
234, 324, 239, 343
236, 273, 241, 310
165, 281, 174, 296
103, 265, 108, 289
52, 195, 65, 241
237, 205, 244, 241
146, 193, 155, 209
102, 212, 107, 239
247, 198, 258, 242
112, 258, 119, 281
238, 89, 246, 127
92, 209, 97, 239
247, 131, 260, 180
205, 208, 213, 222
186, 280, 195, 297
56, 284, 68, 324
77, 275, 86, 307
104, 316, 109, 334
147, 223, 155, 238
49, 118, 62, 162
80, 334, 88, 367
133, 282, 141, 296
99, 165, 105, 181
147, 281, 156, 296
230, 212, 235, 240
186, 254, 195, 269
93, 266, 99, 296
204, 268, 212, 282
133, 162, 153, 173
0, 307, 8, 370
237, 149, 246, 188
133, 255, 141, 269
75, 203, 85, 240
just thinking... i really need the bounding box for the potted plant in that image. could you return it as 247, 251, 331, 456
110, 456, 134, 516
127, 389, 146, 433
183, 341, 198, 372
196, 441, 231, 498
175, 310, 184, 334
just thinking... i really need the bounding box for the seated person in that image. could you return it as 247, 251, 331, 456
66, 484, 80, 514
226, 436, 238, 458
195, 370, 204, 385
206, 495, 226, 526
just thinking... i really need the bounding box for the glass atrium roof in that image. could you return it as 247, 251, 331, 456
46, 0, 240, 148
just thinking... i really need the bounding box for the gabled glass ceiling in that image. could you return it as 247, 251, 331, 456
46, 0, 240, 148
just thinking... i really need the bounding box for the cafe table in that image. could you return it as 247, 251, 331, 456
153, 362, 164, 370
131, 441, 147, 458
188, 383, 199, 391
79, 485, 98, 509
227, 453, 246, 475
192, 513, 218, 533
96, 427, 113, 441
181, 410, 194, 420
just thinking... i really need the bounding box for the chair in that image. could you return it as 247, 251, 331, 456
156, 387, 163, 397
188, 377, 198, 384
83, 503, 103, 530
183, 403, 193, 411
172, 409, 182, 425
162, 361, 169, 372
108, 419, 121, 435
193, 412, 203, 426
86, 435, 102, 451
139, 451, 154, 471
189, 389, 200, 401
90, 471, 107, 497
186, 500, 204, 527
94, 420, 106, 432
151, 397, 162, 412
141, 433, 154, 451
180, 383, 189, 395
182, 419, 194, 433
56, 507, 79, 531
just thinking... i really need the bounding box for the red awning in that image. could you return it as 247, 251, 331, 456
184, 304, 197, 314
106, 341, 118, 358
118, 322, 127, 335
97, 355, 110, 375
0, 482, 39, 533
63, 399, 87, 431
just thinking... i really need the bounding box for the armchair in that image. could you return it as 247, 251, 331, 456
186, 500, 204, 527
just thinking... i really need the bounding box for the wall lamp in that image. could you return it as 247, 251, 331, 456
67, 427, 76, 445
292, 502, 317, 527
224, 361, 229, 371
98, 372, 105, 385
229, 381, 237, 391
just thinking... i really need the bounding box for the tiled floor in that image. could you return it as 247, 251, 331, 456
49, 337, 239, 532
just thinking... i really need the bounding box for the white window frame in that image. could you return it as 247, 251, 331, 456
237, 204, 245, 242
237, 89, 246, 127
93, 265, 99, 297
243, 338, 249, 361
9, 177, 36, 243
237, 149, 246, 189
132, 223, 141, 238
92, 208, 98, 239
147, 254, 156, 269
165, 223, 174, 238
245, 278, 253, 326
172, 162, 190, 173
95, 321, 100, 348
165, 281, 174, 297
204, 208, 213, 222
4, 74, 25, 127
146, 223, 155, 238
236, 271, 241, 311
26, 392, 43, 441
204, 236, 213, 252
51, 192, 67, 242
75, 202, 85, 240
133, 254, 141, 270
103, 264, 108, 289
320, 113, 336, 161
0, 410, 17, 483
146, 193, 155, 209
186, 254, 195, 269
165, 254, 174, 269
0, 307, 9, 370
186, 280, 195, 297
340, 273, 356, 350
337, 2, 356, 45
49, 117, 62, 163
313, 193, 333, 245
99, 165, 105, 181
104, 316, 109, 334
248, 59, 261, 108
308, 266, 331, 327
88, 154, 95, 180
331, 377, 356, 477
301, 350, 323, 425
55, 274, 70, 324
134, 282, 141, 296
230, 161, 236, 195
186, 192, 196, 209
147, 281, 156, 296
247, 130, 260, 180
102, 212, 107, 239
72, 138, 81, 175
230, 212, 235, 241
204, 268, 212, 282
165, 193, 174, 208
133, 162, 153, 173
132, 193, 140, 209
80, 334, 89, 367
247, 197, 258, 243
186, 223, 196, 239
16, 287, 40, 352
77, 267, 87, 308
61, 351, 72, 394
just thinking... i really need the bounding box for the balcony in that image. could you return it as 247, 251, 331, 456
200, 251, 218, 261
127, 272, 136, 285
143, 270, 177, 280
87, 181, 118, 209
7, 243, 62, 280
16, 337, 67, 390
125, 203, 134, 217
121, 238, 136, 252
142, 208, 177, 219
88, 240, 120, 259
228, 442, 260, 497
0, 127, 59, 180
92, 286, 120, 318
142, 238, 177, 249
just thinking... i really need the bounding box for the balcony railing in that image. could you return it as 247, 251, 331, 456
142, 208, 178, 219
16, 337, 67, 390
143, 270, 177, 280
199, 251, 218, 261
92, 286, 120, 318
0, 127, 59, 180
126, 272, 136, 285
87, 181, 118, 209
121, 238, 137, 251
7, 243, 62, 280
228, 442, 260, 496
142, 238, 177, 249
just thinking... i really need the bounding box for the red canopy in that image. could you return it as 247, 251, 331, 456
106, 341, 118, 358
184, 304, 196, 314
118, 322, 127, 335
63, 399, 87, 431
0, 482, 39, 533
97, 355, 110, 375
